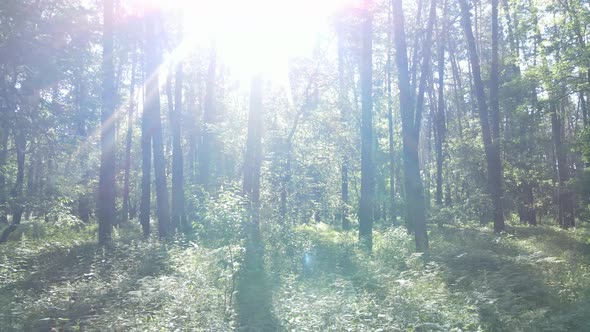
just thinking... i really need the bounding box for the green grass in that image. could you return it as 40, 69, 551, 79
1, 221, 590, 331
0, 222, 238, 331
271, 223, 590, 331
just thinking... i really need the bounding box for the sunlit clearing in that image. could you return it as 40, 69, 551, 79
130, 0, 357, 84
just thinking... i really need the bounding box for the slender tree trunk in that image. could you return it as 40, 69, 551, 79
140, 84, 152, 237
97, 0, 117, 245
359, 4, 374, 251
580, 92, 588, 127
392, 0, 431, 252
450, 47, 464, 140
279, 141, 291, 219
243, 74, 263, 235
0, 124, 8, 224
551, 101, 575, 228
459, 0, 505, 232
166, 69, 174, 169
435, 0, 447, 206
238, 76, 276, 331
171, 57, 186, 232
186, 81, 198, 182
200, 43, 217, 192
520, 181, 536, 225
387, 0, 397, 224
0, 132, 25, 243
337, 19, 351, 230
145, 11, 171, 238
25, 140, 36, 220
122, 49, 137, 225
489, 0, 505, 232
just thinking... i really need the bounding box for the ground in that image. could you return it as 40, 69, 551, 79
1, 221, 590, 331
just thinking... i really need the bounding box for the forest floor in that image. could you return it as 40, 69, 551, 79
1, 220, 590, 331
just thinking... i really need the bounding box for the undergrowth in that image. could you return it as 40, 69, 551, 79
0, 222, 239, 331
1, 218, 590, 331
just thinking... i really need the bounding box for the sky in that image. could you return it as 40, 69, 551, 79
129, 0, 361, 82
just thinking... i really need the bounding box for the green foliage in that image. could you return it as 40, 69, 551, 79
274, 226, 481, 331
3, 212, 590, 331
0, 221, 240, 331
189, 186, 246, 247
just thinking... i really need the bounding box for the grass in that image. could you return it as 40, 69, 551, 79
0, 222, 238, 331
1, 220, 590, 331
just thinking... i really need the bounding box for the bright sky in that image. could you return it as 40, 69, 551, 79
130, 0, 359, 83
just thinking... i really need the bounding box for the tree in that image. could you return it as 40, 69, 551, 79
243, 74, 263, 233
392, 0, 432, 252
122, 48, 137, 225
0, 107, 9, 224
97, 0, 116, 245
337, 14, 351, 230
434, 0, 448, 206
386, 0, 397, 224
199, 43, 218, 192
551, 101, 575, 228
0, 102, 27, 243
145, 11, 171, 238
171, 43, 186, 232
358, 1, 375, 251
459, 0, 505, 233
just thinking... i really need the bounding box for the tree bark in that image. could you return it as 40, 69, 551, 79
171, 57, 186, 232
387, 0, 397, 224
551, 101, 575, 228
200, 43, 218, 192
122, 49, 137, 225
140, 82, 152, 237
145, 11, 171, 238
392, 0, 431, 252
97, 0, 117, 245
359, 4, 374, 251
243, 74, 263, 235
459, 0, 505, 232
0, 131, 25, 243
434, 0, 447, 206
337, 18, 351, 230
0, 123, 8, 224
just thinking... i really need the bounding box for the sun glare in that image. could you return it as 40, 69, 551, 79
130, 0, 357, 84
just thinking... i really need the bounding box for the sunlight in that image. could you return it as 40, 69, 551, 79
130, 0, 357, 83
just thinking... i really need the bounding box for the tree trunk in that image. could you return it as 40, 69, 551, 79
97, 0, 117, 245
0, 124, 8, 224
392, 0, 431, 252
122, 49, 137, 225
243, 74, 263, 235
490, 0, 504, 232
551, 101, 575, 228
435, 0, 447, 206
145, 11, 171, 238
279, 141, 291, 219
337, 19, 351, 230
449, 47, 464, 140
140, 85, 152, 237
519, 181, 536, 226
359, 4, 374, 251
171, 58, 186, 232
0, 131, 25, 243
200, 43, 218, 192
459, 0, 505, 232
387, 0, 397, 224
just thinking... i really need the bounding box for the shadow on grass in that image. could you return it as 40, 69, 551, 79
433, 225, 590, 331
0, 236, 172, 331
236, 231, 279, 332
510, 225, 590, 260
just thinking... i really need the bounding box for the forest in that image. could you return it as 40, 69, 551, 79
1, 0, 590, 330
